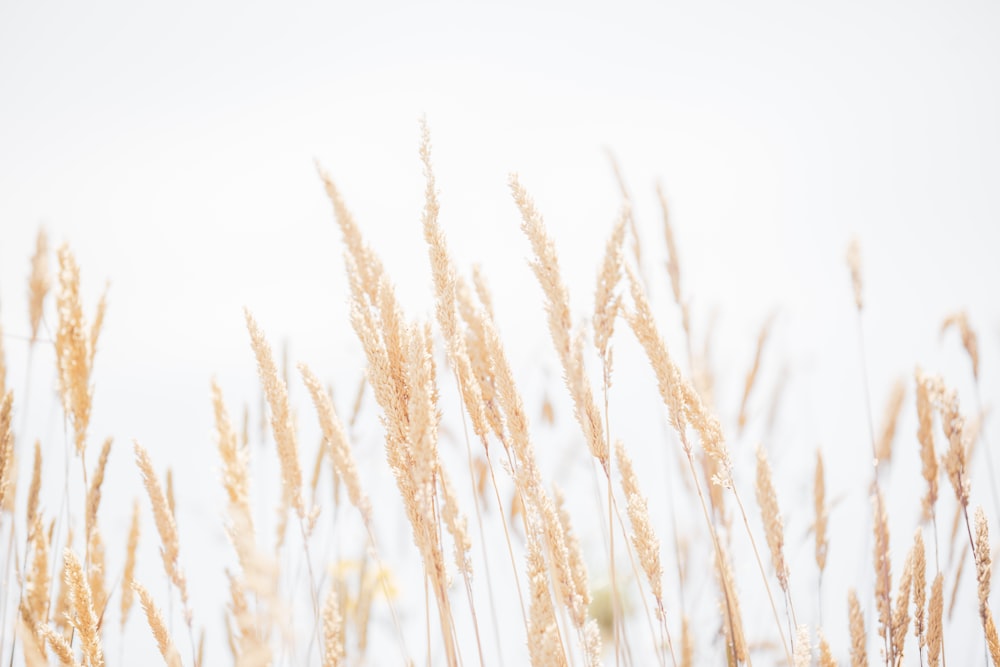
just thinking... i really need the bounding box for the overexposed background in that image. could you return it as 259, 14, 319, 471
1, 1, 999, 664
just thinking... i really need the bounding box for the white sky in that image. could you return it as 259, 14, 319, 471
1, 1, 999, 664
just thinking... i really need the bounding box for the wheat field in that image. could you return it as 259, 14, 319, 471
0, 117, 997, 667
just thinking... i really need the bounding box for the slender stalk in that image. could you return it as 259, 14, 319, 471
730, 488, 793, 665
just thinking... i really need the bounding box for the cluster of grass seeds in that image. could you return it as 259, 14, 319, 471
0, 123, 998, 667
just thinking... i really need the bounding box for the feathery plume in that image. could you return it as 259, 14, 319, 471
322, 586, 345, 667
593, 207, 627, 370
526, 528, 568, 667
912, 529, 927, 652
873, 490, 892, 654
511, 173, 607, 464
212, 379, 254, 543
299, 364, 371, 521
974, 506, 1000, 664
27, 516, 50, 628
0, 392, 13, 511
941, 311, 980, 379
846, 237, 863, 310
28, 227, 50, 344
121, 499, 140, 630
890, 546, 913, 664
818, 632, 836, 667
26, 440, 42, 530
133, 582, 183, 667
615, 440, 664, 611
916, 369, 939, 521
55, 244, 105, 456
85, 437, 112, 542
63, 550, 104, 667
814, 450, 828, 574
928, 573, 943, 667
737, 316, 772, 432
848, 589, 868, 667
875, 379, 906, 464
756, 444, 789, 592
793, 625, 811, 667
134, 441, 190, 623
38, 623, 78, 667
245, 309, 306, 523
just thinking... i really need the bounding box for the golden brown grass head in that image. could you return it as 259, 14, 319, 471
875, 378, 906, 464
63, 549, 104, 667
941, 310, 979, 380
133, 441, 190, 623
245, 308, 307, 524
846, 237, 863, 311
55, 244, 104, 456
848, 588, 867, 667
755, 444, 788, 592
133, 582, 183, 667
322, 585, 345, 667
511, 173, 607, 465
915, 368, 940, 521
593, 206, 627, 366
615, 439, 664, 609
737, 316, 772, 433
814, 450, 828, 574
299, 364, 371, 521
0, 391, 13, 512
928, 572, 943, 667
28, 226, 51, 345
526, 526, 568, 667
85, 437, 112, 543
912, 529, 927, 650
121, 499, 140, 631
872, 490, 892, 647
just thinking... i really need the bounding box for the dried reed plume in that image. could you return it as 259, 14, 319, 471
737, 317, 772, 433
912, 530, 927, 654
755, 444, 789, 592
212, 378, 255, 544
510, 173, 607, 465
322, 586, 345, 667
134, 441, 190, 624
299, 364, 371, 521
55, 244, 106, 456
941, 311, 979, 380
873, 489, 892, 660
133, 582, 183, 667
916, 369, 939, 522
63, 550, 104, 667
615, 440, 663, 608
25, 441, 42, 535
846, 237, 863, 310
121, 499, 140, 630
814, 450, 828, 575
526, 529, 568, 667
890, 546, 913, 665
655, 183, 690, 343
0, 392, 13, 511
85, 437, 112, 544
974, 506, 1000, 664
244, 309, 307, 525
848, 589, 867, 667
928, 573, 944, 667
793, 625, 811, 666
875, 379, 905, 464
28, 227, 50, 344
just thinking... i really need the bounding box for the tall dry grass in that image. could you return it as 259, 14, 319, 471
0, 124, 996, 667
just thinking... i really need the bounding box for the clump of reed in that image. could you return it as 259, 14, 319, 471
0, 123, 997, 667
